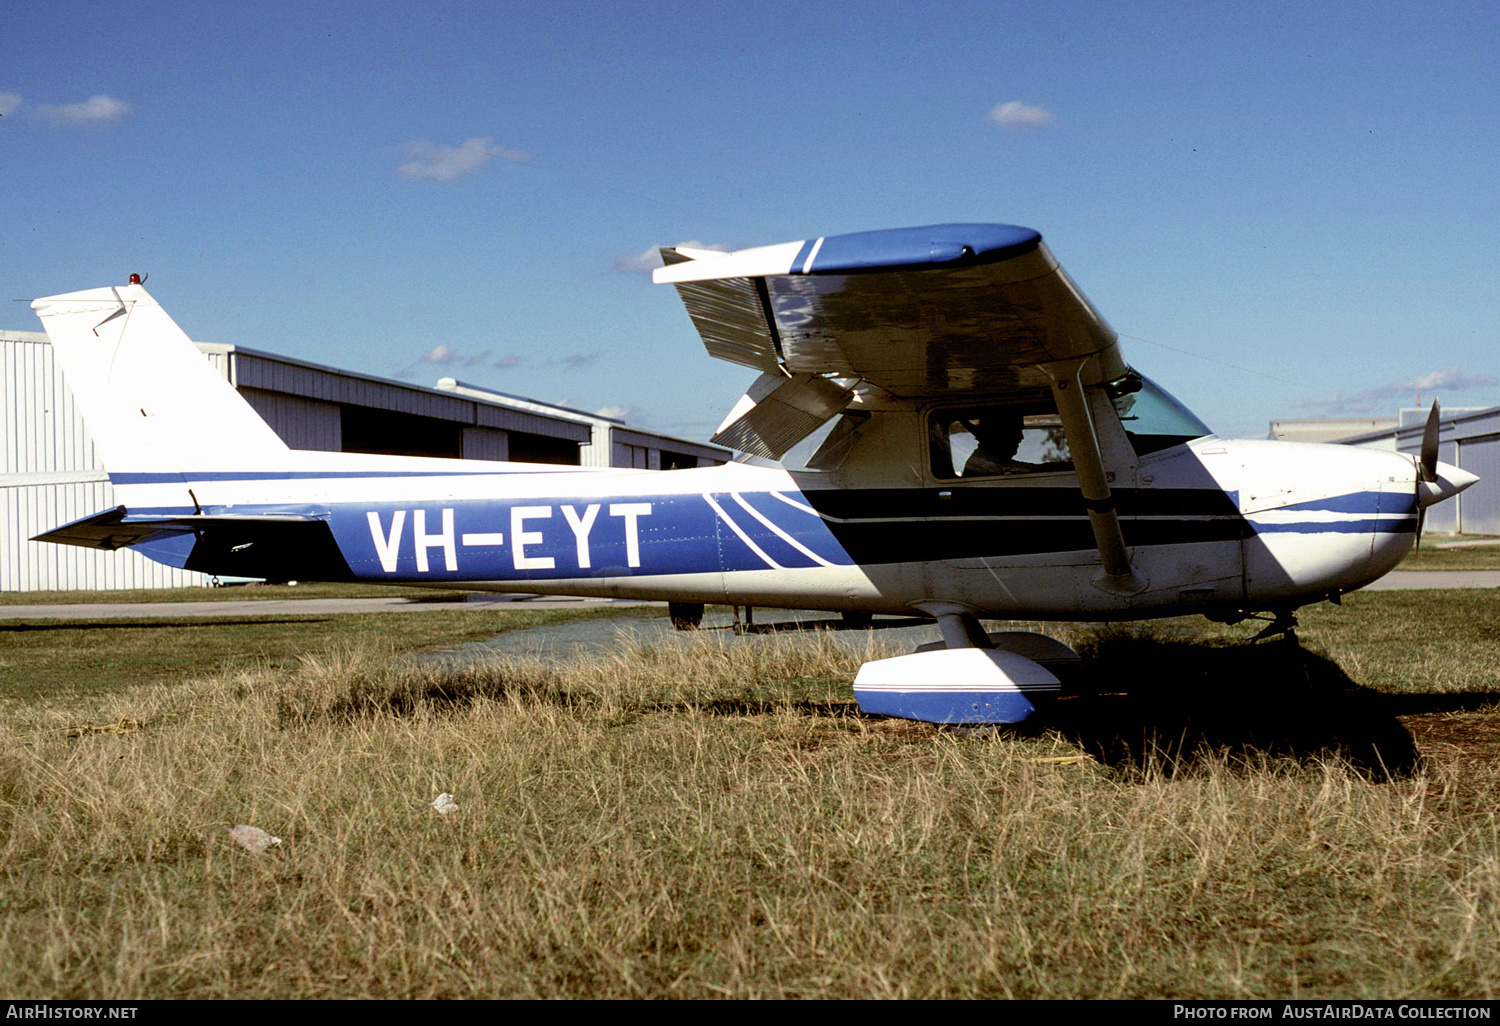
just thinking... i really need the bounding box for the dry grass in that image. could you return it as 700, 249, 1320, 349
3, 619, 1498, 999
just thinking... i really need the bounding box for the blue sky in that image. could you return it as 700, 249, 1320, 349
5, 0, 1497, 443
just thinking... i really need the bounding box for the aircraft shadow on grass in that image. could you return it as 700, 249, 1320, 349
687, 619, 1485, 781
270, 617, 1489, 784
1033, 634, 1498, 781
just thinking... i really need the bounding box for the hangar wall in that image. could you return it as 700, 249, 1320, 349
2, 331, 211, 590
432, 378, 729, 471
1458, 438, 1500, 535
3, 331, 728, 592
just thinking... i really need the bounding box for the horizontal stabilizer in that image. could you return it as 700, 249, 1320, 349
31, 506, 179, 551
33, 507, 351, 581
711, 371, 857, 459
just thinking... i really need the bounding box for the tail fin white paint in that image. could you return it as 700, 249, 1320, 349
31, 283, 289, 509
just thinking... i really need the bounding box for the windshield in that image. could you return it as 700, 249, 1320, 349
1107, 371, 1213, 455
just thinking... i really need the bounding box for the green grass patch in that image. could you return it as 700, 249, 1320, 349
1399, 536, 1500, 571
1294, 590, 1500, 693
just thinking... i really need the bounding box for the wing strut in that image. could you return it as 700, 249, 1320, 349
1043, 359, 1146, 595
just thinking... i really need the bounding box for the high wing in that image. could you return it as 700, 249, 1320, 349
655, 223, 1127, 409
656, 222, 1141, 591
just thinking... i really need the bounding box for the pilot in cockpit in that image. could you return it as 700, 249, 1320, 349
960, 414, 1032, 476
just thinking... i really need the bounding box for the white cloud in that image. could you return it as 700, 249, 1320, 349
613, 246, 664, 273
37, 94, 130, 123
612, 240, 729, 273
398, 344, 524, 379
1406, 368, 1495, 392
0, 93, 21, 117
595, 405, 634, 421
988, 100, 1054, 131
396, 137, 532, 182
1296, 366, 1498, 412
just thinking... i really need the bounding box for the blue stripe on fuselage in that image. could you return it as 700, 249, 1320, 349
1252, 519, 1416, 534
326, 491, 862, 582
719, 492, 848, 567
1277, 491, 1401, 515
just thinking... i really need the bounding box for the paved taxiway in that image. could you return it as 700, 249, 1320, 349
1358, 570, 1500, 590
0, 570, 1494, 621
0, 593, 654, 619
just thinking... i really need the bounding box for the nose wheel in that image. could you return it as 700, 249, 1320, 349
1249, 609, 1300, 645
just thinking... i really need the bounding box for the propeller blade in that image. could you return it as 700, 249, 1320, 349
1420, 399, 1441, 483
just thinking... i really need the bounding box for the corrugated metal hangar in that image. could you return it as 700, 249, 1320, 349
2, 329, 727, 592
1338, 405, 1500, 536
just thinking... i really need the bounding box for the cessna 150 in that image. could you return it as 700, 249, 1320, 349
31, 223, 1477, 725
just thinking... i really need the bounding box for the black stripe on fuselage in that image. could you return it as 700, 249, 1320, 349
799, 487, 1243, 520
797, 487, 1250, 564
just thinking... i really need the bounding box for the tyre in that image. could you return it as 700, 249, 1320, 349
668, 601, 704, 630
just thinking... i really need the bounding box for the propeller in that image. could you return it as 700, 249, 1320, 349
1415, 399, 1440, 550
1420, 399, 1441, 485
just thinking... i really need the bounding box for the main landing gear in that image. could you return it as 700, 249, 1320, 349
667, 602, 704, 631
852, 607, 1076, 726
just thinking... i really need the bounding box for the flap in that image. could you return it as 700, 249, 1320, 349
710, 372, 858, 460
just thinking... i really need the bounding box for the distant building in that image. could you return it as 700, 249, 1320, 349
433, 378, 721, 471
1268, 417, 1397, 444
2, 330, 727, 591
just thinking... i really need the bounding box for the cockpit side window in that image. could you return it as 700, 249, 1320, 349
929, 403, 1073, 480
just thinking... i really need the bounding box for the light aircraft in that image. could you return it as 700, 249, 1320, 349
31, 224, 1478, 725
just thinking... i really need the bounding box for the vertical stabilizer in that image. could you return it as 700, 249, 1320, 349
31, 284, 289, 508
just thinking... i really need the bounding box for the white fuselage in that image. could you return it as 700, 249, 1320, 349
118, 435, 1427, 621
